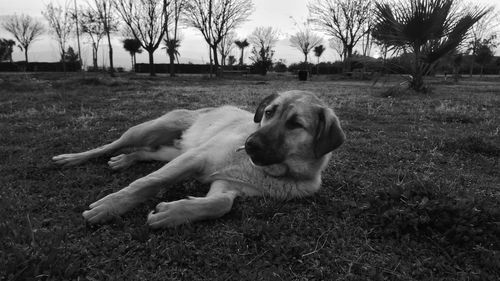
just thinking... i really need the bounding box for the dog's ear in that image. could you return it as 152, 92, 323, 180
314, 107, 345, 158
254, 93, 279, 123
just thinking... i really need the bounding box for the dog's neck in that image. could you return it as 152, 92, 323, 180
260, 163, 289, 177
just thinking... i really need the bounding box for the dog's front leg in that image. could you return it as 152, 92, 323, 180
147, 180, 240, 228
82, 151, 203, 224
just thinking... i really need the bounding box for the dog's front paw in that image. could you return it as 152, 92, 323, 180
52, 153, 88, 166
147, 200, 191, 229
83, 191, 135, 224
108, 154, 135, 170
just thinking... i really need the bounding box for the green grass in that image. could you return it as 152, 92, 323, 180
1, 72, 499, 280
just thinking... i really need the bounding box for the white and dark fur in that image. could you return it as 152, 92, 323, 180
53, 90, 345, 228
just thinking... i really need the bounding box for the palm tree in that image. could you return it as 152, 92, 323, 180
314, 44, 326, 74
122, 38, 142, 71
234, 39, 249, 66
314, 45, 325, 64
162, 38, 181, 77
372, 0, 490, 92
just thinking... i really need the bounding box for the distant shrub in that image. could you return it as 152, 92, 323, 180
272, 61, 287, 73
135, 63, 212, 74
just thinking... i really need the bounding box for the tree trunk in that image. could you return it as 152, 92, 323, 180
239, 48, 244, 66
212, 46, 220, 70
133, 53, 137, 72
344, 47, 354, 72
93, 43, 98, 69
24, 48, 28, 64
411, 59, 425, 92
169, 53, 176, 77
61, 49, 66, 72
317, 57, 320, 74
106, 31, 114, 76
209, 46, 213, 78
148, 50, 155, 76
130, 54, 134, 71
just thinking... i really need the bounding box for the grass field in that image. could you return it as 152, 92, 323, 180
1, 72, 499, 280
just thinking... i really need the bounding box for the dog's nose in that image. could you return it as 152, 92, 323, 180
244, 137, 262, 155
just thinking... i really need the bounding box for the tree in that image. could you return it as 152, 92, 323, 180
314, 44, 326, 74
227, 55, 237, 66
184, 0, 254, 76
467, 6, 499, 76
248, 26, 279, 52
63, 46, 79, 63
0, 39, 16, 62
289, 25, 323, 64
162, 38, 181, 64
164, 0, 186, 77
308, 0, 373, 71
372, 0, 490, 92
313, 45, 325, 64
79, 7, 106, 69
122, 38, 142, 70
43, 2, 74, 71
113, 0, 169, 76
329, 37, 345, 61
1, 14, 44, 64
247, 26, 279, 75
218, 31, 236, 67
249, 46, 274, 75
234, 39, 249, 66
89, 0, 118, 75
475, 36, 497, 77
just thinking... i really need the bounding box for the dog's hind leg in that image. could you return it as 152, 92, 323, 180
52, 109, 199, 167
107, 145, 183, 170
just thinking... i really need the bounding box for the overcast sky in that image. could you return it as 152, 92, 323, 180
0, 0, 498, 69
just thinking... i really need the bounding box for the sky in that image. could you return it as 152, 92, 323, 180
0, 0, 498, 70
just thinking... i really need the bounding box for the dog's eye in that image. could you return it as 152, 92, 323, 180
264, 109, 274, 119
286, 118, 304, 130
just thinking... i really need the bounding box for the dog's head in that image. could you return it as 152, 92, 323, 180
245, 91, 345, 169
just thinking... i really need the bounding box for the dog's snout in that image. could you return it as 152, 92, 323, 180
244, 136, 262, 154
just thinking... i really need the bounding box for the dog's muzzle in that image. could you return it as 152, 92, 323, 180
244, 133, 285, 166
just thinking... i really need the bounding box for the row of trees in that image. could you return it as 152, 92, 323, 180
0, 0, 497, 91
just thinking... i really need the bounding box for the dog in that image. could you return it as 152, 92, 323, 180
52, 90, 345, 228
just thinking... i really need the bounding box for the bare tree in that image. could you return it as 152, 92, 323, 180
290, 25, 323, 64
113, 0, 169, 76
2, 14, 44, 64
89, 0, 118, 75
79, 7, 106, 69
248, 26, 279, 52
308, 0, 372, 71
328, 37, 345, 61
43, 2, 74, 71
184, 0, 254, 76
218, 31, 236, 66
164, 0, 186, 77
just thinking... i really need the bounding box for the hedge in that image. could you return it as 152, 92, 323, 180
0, 62, 82, 72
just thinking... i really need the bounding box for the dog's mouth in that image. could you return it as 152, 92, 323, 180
246, 150, 285, 166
